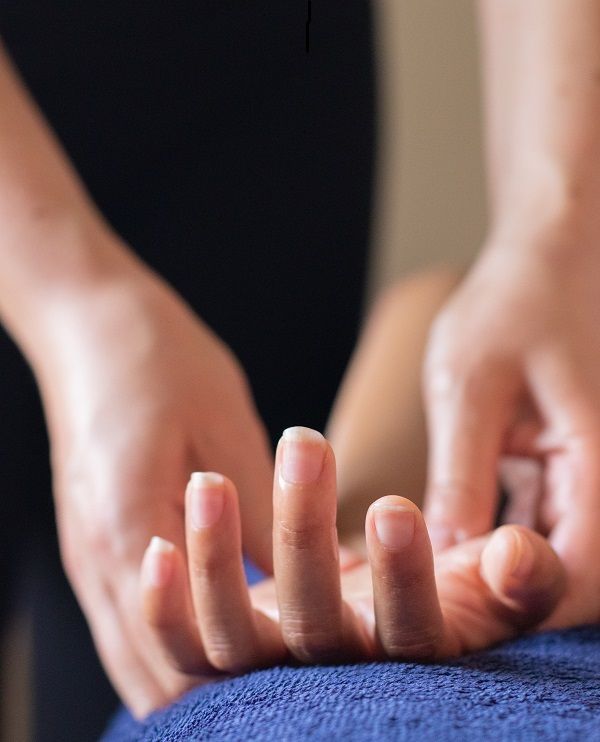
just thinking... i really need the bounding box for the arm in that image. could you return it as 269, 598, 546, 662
423, 0, 600, 627
0, 41, 131, 343
0, 41, 274, 716
477, 0, 600, 240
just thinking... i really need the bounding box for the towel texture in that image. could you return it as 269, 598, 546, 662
102, 625, 600, 741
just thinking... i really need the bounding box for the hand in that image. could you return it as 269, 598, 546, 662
141, 426, 564, 712
36, 252, 274, 716
423, 231, 600, 629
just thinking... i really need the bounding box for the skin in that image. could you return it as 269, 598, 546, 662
327, 269, 464, 550
140, 427, 565, 716
421, 0, 600, 628
331, 265, 600, 631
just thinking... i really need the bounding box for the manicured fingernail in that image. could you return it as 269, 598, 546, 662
373, 505, 415, 550
145, 536, 175, 587
509, 529, 535, 579
280, 426, 326, 485
189, 472, 225, 529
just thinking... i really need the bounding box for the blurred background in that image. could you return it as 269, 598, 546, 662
1, 2, 486, 740
369, 0, 485, 298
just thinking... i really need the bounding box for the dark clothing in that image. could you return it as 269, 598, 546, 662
0, 3, 376, 740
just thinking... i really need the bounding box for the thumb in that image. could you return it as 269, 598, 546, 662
423, 356, 518, 552
480, 525, 566, 629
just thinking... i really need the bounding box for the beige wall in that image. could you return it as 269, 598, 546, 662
368, 0, 488, 301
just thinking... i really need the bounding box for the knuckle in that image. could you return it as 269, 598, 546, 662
280, 614, 343, 663
285, 632, 341, 664
378, 571, 428, 594
425, 357, 486, 405
144, 609, 177, 633
169, 655, 208, 676
190, 560, 215, 585
277, 522, 328, 551
424, 346, 460, 394
84, 506, 135, 565
383, 627, 442, 660
86, 517, 117, 558
205, 641, 249, 674
190, 552, 237, 584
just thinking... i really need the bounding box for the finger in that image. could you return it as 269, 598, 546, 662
366, 496, 446, 659
479, 525, 566, 630
186, 472, 285, 672
544, 509, 600, 627
79, 582, 168, 718
436, 526, 565, 656
140, 536, 211, 675
526, 354, 600, 625
207, 415, 275, 575
273, 426, 365, 663
423, 354, 518, 551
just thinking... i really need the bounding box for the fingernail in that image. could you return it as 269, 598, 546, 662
280, 426, 326, 485
373, 505, 415, 550
145, 536, 175, 587
189, 472, 225, 529
509, 529, 535, 579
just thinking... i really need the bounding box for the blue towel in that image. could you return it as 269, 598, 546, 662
102, 625, 600, 741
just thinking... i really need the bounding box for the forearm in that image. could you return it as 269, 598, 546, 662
0, 42, 141, 357
478, 0, 600, 241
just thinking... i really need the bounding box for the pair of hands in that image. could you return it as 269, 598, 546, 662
139, 426, 565, 707
39, 230, 600, 717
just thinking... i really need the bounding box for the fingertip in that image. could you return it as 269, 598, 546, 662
481, 525, 566, 623
367, 496, 422, 546
369, 494, 421, 514
141, 536, 176, 590
186, 471, 229, 531
275, 426, 336, 494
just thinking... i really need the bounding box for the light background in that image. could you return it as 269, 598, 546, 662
369, 0, 487, 301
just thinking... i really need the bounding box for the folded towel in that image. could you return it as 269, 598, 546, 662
102, 624, 600, 741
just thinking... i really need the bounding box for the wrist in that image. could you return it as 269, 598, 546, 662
488, 157, 600, 257
3, 219, 158, 370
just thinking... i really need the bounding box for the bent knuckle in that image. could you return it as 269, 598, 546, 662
205, 640, 250, 674
383, 627, 441, 660
426, 357, 489, 406
144, 609, 178, 633
285, 630, 342, 664
280, 612, 343, 663
168, 655, 208, 676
